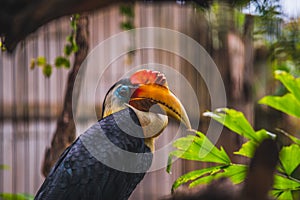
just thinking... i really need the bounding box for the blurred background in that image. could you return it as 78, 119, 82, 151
0, 0, 300, 199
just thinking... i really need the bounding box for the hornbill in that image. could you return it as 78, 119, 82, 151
34, 69, 191, 200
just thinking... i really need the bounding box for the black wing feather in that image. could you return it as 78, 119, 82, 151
35, 108, 152, 200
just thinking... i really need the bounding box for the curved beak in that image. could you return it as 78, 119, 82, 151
129, 84, 191, 129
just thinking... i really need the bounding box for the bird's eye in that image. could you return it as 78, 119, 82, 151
116, 85, 130, 98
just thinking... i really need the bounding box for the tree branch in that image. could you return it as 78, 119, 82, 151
0, 0, 211, 52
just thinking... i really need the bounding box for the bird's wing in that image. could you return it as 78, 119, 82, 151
35, 108, 152, 200
34, 138, 88, 200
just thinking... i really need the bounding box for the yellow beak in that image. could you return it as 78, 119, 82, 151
129, 84, 191, 129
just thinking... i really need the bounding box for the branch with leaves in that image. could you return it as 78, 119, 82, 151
168, 71, 300, 200
30, 14, 80, 77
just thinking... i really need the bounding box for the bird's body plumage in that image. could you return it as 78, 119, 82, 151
35, 69, 191, 200
35, 108, 152, 200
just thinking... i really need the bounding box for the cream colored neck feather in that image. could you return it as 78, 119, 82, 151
126, 104, 168, 152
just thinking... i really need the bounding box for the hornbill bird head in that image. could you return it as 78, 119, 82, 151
101, 69, 191, 151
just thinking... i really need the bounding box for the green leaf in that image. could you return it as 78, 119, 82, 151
259, 93, 300, 118
55, 57, 70, 69
279, 144, 300, 176
71, 18, 76, 28
0, 40, 6, 51
215, 164, 247, 184
275, 70, 300, 102
64, 44, 73, 56
36, 57, 47, 66
185, 164, 247, 188
0, 165, 10, 170
277, 164, 286, 174
171, 131, 231, 164
120, 22, 134, 30
70, 14, 79, 29
166, 155, 173, 174
43, 64, 52, 77
189, 174, 216, 188
277, 191, 294, 200
259, 71, 300, 118
172, 135, 194, 150
204, 108, 255, 139
72, 44, 79, 53
256, 129, 276, 141
273, 174, 300, 190
270, 189, 282, 198
0, 193, 34, 200
271, 190, 294, 200
234, 140, 257, 158
172, 165, 223, 191
204, 108, 269, 142
234, 130, 275, 158
119, 5, 135, 17
194, 131, 230, 163
29, 58, 36, 70
66, 35, 73, 43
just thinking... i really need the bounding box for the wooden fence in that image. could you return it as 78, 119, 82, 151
0, 3, 217, 199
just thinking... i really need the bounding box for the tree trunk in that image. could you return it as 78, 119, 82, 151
42, 14, 89, 177
213, 8, 254, 161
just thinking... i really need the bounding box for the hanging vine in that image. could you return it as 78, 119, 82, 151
30, 14, 80, 77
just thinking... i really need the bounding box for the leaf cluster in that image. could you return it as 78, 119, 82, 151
119, 4, 135, 30
250, 0, 283, 36
169, 71, 300, 199
270, 19, 300, 77
30, 14, 80, 77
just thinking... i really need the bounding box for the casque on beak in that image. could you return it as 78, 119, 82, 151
128, 70, 191, 130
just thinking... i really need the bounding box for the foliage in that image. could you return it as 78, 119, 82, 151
0, 193, 34, 200
247, 1, 300, 77
119, 4, 135, 31
252, 0, 282, 32
270, 19, 300, 77
234, 0, 297, 79
0, 37, 6, 51
30, 14, 79, 77
169, 71, 300, 199
259, 70, 300, 118
0, 164, 10, 170
167, 129, 246, 192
